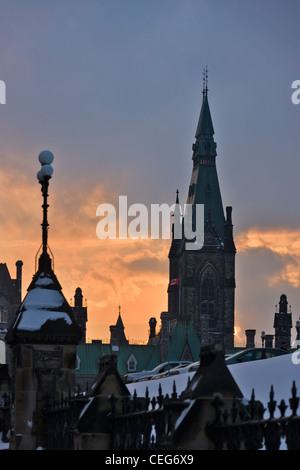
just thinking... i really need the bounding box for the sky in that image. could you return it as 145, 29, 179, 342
0, 0, 300, 345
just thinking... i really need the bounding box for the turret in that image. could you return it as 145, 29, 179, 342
274, 294, 292, 349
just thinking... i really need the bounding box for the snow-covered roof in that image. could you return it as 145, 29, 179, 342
127, 352, 300, 415
6, 269, 82, 345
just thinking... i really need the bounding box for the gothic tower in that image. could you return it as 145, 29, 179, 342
110, 306, 129, 352
6, 151, 82, 450
168, 75, 236, 350
273, 294, 292, 349
72, 287, 88, 343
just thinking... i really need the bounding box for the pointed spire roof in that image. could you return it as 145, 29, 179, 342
193, 69, 217, 160
195, 91, 215, 141
195, 67, 215, 141
116, 305, 125, 329
187, 77, 225, 242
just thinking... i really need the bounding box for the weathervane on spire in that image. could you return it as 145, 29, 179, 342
202, 66, 208, 97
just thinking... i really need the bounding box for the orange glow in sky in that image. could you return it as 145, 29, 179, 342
0, 168, 170, 342
1, 167, 300, 344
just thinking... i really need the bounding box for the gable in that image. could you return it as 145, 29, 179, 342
165, 320, 201, 363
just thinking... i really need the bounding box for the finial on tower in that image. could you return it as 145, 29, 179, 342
202, 66, 208, 97
36, 150, 54, 271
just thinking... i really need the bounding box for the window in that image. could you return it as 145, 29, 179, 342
0, 305, 7, 323
127, 354, 137, 372
200, 271, 216, 327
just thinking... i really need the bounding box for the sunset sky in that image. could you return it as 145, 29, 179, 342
0, 0, 300, 345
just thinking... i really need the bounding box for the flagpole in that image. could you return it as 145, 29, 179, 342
178, 277, 181, 317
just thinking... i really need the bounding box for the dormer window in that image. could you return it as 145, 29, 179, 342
127, 354, 137, 372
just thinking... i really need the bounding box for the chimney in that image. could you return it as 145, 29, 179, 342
149, 317, 157, 339
15, 260, 23, 301
74, 287, 83, 307
245, 329, 256, 349
264, 334, 274, 348
226, 206, 232, 223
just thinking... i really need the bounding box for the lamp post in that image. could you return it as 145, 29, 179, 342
36, 150, 54, 271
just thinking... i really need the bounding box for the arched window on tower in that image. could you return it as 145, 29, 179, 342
200, 271, 216, 327
0, 304, 7, 324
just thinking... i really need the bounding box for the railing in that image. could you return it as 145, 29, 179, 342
44, 394, 79, 450
109, 384, 167, 450
206, 381, 300, 450
43, 379, 300, 450
0, 393, 11, 445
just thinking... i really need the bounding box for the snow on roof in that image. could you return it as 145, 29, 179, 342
79, 396, 94, 420
21, 287, 64, 310
126, 353, 300, 450
127, 353, 300, 417
12, 272, 72, 332
174, 399, 195, 431
17, 308, 72, 331
35, 274, 54, 287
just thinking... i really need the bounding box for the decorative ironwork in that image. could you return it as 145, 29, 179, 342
41, 377, 300, 450
206, 381, 300, 450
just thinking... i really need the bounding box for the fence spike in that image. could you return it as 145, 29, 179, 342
157, 383, 164, 408
172, 380, 177, 399
145, 386, 150, 410
278, 399, 288, 418
268, 385, 276, 419
289, 380, 299, 416
151, 396, 157, 410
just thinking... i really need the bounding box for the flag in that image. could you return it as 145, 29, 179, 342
169, 278, 179, 286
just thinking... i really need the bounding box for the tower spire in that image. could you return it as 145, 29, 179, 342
195, 68, 215, 144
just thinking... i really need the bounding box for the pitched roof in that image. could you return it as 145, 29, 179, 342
183, 345, 243, 399
195, 93, 215, 141
6, 267, 82, 345
0, 263, 19, 303
77, 354, 130, 434
165, 320, 201, 363
76, 341, 162, 377
170, 346, 243, 444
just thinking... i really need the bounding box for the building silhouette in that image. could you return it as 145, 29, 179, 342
274, 294, 292, 349
159, 78, 236, 357
76, 81, 237, 379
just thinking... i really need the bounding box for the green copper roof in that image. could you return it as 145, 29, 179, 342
195, 92, 215, 140
189, 90, 225, 241
165, 320, 201, 362
76, 342, 161, 376
187, 162, 225, 241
